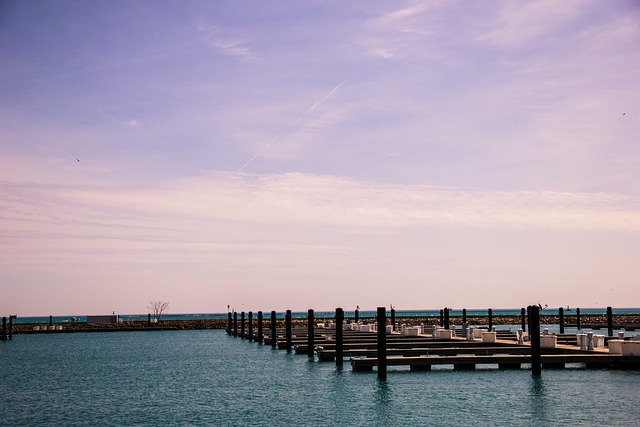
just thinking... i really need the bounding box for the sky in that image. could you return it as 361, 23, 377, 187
1, 0, 639, 316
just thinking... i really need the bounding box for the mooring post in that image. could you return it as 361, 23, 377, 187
439, 309, 444, 327
377, 306, 387, 380
233, 311, 238, 337
462, 308, 467, 324
285, 310, 292, 352
529, 305, 541, 376
227, 312, 232, 335
270, 311, 277, 348
257, 311, 263, 343
390, 308, 396, 331
49, 315, 53, 326
607, 306, 614, 337
248, 311, 254, 341
336, 307, 344, 367
488, 308, 493, 330
148, 313, 151, 327
576, 307, 581, 330
520, 308, 526, 332
8, 316, 13, 340
241, 311, 246, 339
444, 307, 450, 330
559, 307, 565, 334
308, 309, 315, 358
1, 317, 6, 341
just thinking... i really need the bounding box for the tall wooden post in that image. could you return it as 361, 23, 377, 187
576, 307, 581, 330
233, 312, 238, 337
1, 317, 6, 341
444, 307, 450, 330
520, 307, 526, 332
285, 310, 292, 352
248, 311, 254, 341
308, 309, 315, 358
462, 308, 467, 324
529, 305, 541, 376
49, 315, 53, 326
241, 311, 245, 339
390, 308, 396, 331
270, 311, 277, 348
8, 316, 13, 340
336, 307, 344, 367
227, 312, 232, 335
257, 311, 263, 343
439, 309, 444, 327
607, 306, 614, 337
377, 307, 387, 380
559, 307, 565, 334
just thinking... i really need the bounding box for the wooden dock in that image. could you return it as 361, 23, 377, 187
226, 307, 640, 376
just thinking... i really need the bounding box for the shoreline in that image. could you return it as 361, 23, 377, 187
10, 313, 640, 334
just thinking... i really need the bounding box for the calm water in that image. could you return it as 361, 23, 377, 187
2, 330, 640, 426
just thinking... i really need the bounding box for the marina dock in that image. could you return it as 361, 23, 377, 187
226, 307, 640, 377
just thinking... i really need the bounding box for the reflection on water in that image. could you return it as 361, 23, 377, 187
375, 379, 393, 425
530, 376, 547, 425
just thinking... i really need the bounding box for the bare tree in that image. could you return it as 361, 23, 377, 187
148, 301, 169, 323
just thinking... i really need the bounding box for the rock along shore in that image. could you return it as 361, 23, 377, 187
10, 313, 640, 334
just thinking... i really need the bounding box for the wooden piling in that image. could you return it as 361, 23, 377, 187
390, 308, 396, 331
607, 306, 613, 337
576, 307, 581, 329
377, 307, 387, 380
336, 307, 344, 367
308, 309, 315, 358
520, 308, 526, 332
148, 313, 151, 327
270, 311, 277, 348
559, 307, 565, 334
529, 305, 541, 376
285, 310, 292, 352
49, 315, 53, 326
227, 312, 232, 335
233, 311, 238, 337
488, 308, 493, 330
257, 311, 263, 343
462, 308, 467, 324
444, 307, 450, 330
241, 311, 245, 339
248, 311, 253, 341
439, 309, 444, 327
1, 317, 6, 341
9, 316, 13, 340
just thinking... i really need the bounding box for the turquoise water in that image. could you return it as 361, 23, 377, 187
14, 307, 640, 323
2, 330, 640, 426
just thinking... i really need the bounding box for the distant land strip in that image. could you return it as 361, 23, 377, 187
10, 314, 640, 334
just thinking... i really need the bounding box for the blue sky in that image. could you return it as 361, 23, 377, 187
1, 0, 639, 315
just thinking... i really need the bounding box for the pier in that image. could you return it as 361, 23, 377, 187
226, 306, 640, 376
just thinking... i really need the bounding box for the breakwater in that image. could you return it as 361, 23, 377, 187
8, 313, 640, 335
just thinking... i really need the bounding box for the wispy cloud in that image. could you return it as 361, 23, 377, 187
476, 0, 586, 48
359, 1, 435, 59
196, 23, 256, 62
3, 172, 639, 237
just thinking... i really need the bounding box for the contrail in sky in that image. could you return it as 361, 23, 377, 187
236, 82, 345, 172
